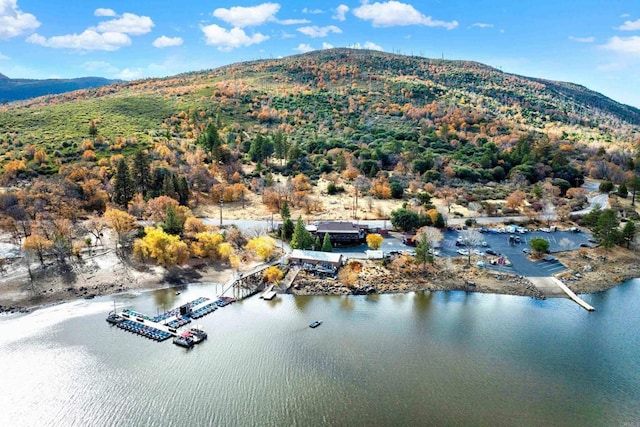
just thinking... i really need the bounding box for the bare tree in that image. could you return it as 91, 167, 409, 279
419, 226, 444, 249
458, 229, 483, 265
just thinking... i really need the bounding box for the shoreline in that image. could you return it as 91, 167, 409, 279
2, 239, 639, 314
1, 260, 637, 315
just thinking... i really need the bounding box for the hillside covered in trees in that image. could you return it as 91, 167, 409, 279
0, 73, 118, 104
1, 48, 639, 248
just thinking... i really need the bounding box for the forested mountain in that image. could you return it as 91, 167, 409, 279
1, 48, 639, 203
0, 74, 118, 103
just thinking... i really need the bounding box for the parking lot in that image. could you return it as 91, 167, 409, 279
439, 227, 596, 277
330, 225, 595, 278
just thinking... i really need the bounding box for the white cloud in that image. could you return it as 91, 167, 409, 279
297, 25, 342, 38
81, 60, 118, 74
276, 18, 310, 25
602, 36, 640, 55
153, 35, 183, 48
569, 35, 595, 43
322, 42, 334, 49
470, 22, 493, 29
27, 30, 131, 51
94, 8, 115, 17
294, 43, 314, 53
302, 8, 323, 14
94, 12, 154, 35
0, 52, 9, 60
201, 24, 269, 51
353, 1, 457, 29
349, 41, 384, 51
116, 67, 143, 80
333, 5, 349, 21
213, 3, 280, 27
0, 0, 40, 39
618, 19, 640, 31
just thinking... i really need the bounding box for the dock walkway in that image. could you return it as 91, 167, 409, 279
527, 276, 595, 311
112, 297, 235, 342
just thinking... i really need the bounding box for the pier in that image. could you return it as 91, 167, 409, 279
527, 276, 595, 311
109, 296, 236, 343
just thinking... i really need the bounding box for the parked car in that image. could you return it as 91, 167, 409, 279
486, 249, 497, 255
522, 248, 530, 254
456, 249, 470, 256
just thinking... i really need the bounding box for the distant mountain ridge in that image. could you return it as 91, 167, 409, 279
0, 74, 119, 103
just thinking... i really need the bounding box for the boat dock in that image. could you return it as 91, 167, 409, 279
260, 285, 277, 300
527, 276, 595, 311
110, 296, 236, 343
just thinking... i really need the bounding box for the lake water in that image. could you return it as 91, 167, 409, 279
1, 280, 639, 426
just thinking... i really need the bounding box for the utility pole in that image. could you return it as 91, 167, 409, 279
219, 199, 223, 227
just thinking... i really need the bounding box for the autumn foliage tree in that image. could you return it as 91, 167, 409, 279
246, 236, 277, 261
191, 232, 224, 259
104, 208, 137, 249
263, 265, 284, 284
133, 227, 189, 267
23, 234, 54, 266
366, 233, 383, 250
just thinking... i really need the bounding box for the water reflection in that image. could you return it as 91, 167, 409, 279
339, 295, 355, 311
1, 280, 639, 426
293, 295, 312, 311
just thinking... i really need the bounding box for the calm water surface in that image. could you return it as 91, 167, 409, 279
1, 280, 639, 426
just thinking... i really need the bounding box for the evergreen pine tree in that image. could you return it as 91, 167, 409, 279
290, 216, 313, 250
112, 158, 134, 207
162, 205, 183, 235
314, 235, 321, 250
162, 173, 177, 200
198, 121, 222, 162
321, 233, 333, 252
176, 176, 189, 206
280, 200, 290, 220
132, 151, 150, 196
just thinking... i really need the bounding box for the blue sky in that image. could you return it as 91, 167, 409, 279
1, 0, 640, 107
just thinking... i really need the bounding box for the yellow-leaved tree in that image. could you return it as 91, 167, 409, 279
217, 242, 234, 262
23, 234, 54, 266
104, 208, 137, 249
263, 266, 284, 284
245, 236, 276, 261
191, 232, 224, 259
133, 227, 189, 267
366, 233, 383, 250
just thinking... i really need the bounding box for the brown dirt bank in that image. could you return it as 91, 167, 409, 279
0, 249, 235, 314
554, 246, 640, 294
290, 257, 545, 299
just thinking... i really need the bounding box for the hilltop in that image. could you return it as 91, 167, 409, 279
0, 74, 118, 103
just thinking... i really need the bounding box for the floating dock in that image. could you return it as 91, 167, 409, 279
109, 296, 235, 343
260, 284, 277, 300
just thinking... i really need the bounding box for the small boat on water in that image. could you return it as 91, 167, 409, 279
106, 301, 125, 324
189, 327, 207, 344
106, 311, 125, 324
309, 320, 322, 328
173, 334, 194, 348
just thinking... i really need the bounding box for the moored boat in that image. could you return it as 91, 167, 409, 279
173, 334, 194, 348
106, 311, 125, 324
189, 327, 207, 343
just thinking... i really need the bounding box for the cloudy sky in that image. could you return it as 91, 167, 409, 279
1, 0, 640, 107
